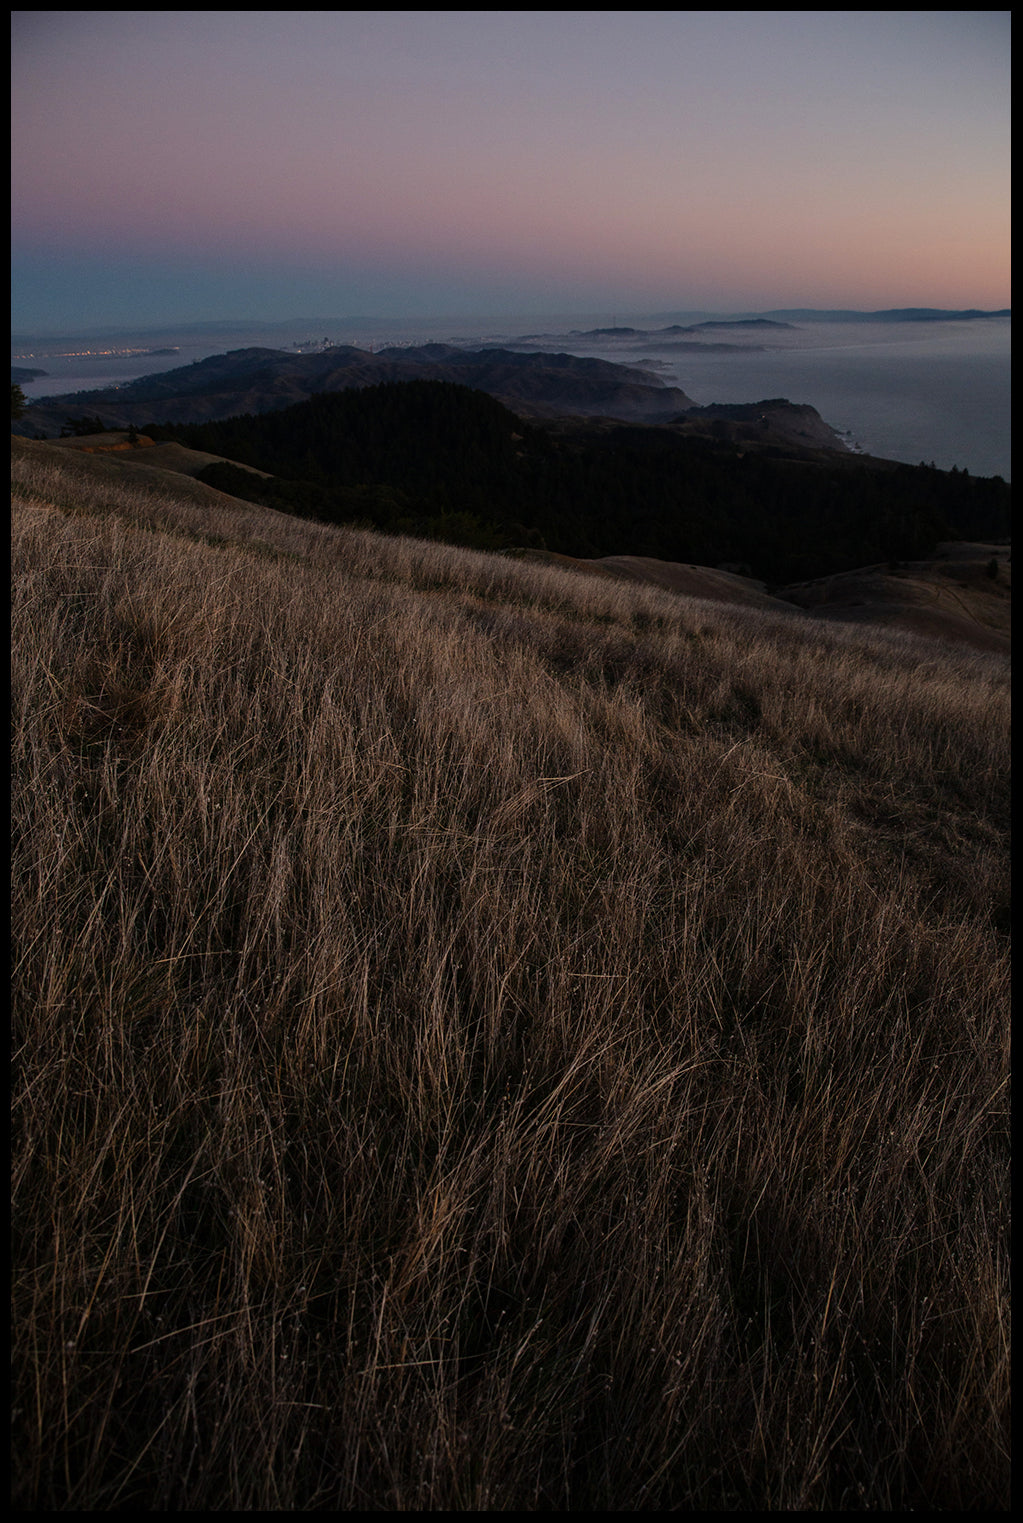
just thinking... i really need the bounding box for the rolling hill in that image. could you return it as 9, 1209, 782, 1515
25, 433, 1010, 654
119, 378, 1008, 586
12, 342, 695, 437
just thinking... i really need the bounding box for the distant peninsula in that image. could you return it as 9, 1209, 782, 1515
12, 366, 48, 383
755, 307, 1010, 323
11, 343, 696, 436
679, 319, 796, 331
562, 319, 796, 338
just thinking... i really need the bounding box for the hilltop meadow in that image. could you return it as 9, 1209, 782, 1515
11, 435, 1010, 1509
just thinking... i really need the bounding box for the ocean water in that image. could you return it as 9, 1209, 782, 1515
493, 316, 1011, 481
13, 314, 1010, 481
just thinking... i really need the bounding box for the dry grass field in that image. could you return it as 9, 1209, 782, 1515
11, 437, 1010, 1509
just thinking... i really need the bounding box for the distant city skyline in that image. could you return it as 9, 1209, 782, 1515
12, 10, 1011, 331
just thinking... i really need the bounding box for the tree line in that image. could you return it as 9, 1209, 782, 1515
139, 379, 1010, 584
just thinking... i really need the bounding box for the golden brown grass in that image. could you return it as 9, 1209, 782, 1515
11, 440, 1010, 1508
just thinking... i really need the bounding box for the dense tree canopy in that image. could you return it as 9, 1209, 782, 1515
146, 379, 1010, 583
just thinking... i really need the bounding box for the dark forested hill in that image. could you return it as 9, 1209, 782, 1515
12, 343, 693, 438
149, 379, 1009, 584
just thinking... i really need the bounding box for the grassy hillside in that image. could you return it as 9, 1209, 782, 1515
11, 439, 1010, 1509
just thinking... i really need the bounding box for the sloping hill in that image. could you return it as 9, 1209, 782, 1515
27, 434, 1009, 653
12, 435, 1010, 1510
515, 545, 1010, 654
46, 429, 274, 481
779, 544, 1010, 653
508, 548, 801, 615
11, 434, 276, 521
13, 343, 694, 437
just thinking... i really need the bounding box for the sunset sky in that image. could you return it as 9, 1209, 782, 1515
11, 10, 1011, 332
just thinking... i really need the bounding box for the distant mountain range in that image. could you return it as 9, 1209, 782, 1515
12, 344, 697, 437
10, 307, 1008, 351
559, 319, 797, 337
737, 308, 1010, 323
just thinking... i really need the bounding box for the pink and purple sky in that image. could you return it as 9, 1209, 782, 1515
11, 10, 1011, 332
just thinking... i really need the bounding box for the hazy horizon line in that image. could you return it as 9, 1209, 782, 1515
11, 305, 1012, 344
